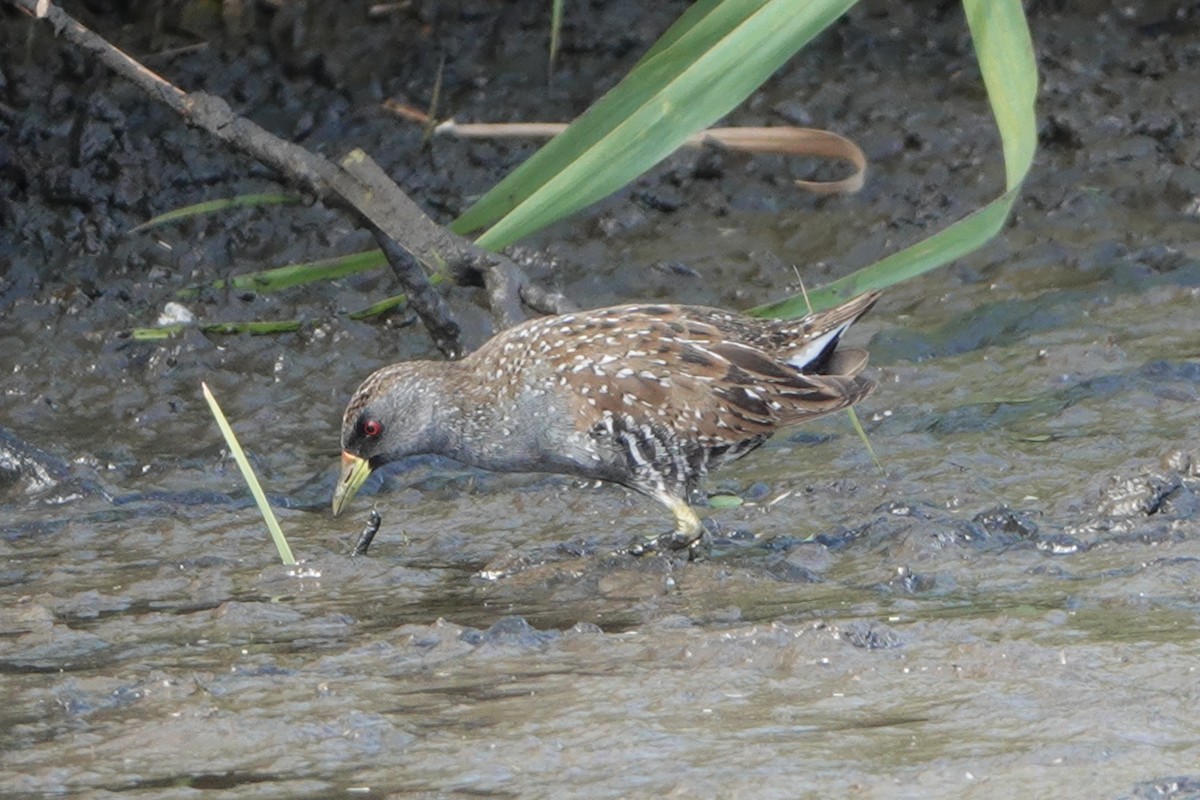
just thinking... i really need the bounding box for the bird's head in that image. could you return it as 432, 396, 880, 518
331, 365, 439, 517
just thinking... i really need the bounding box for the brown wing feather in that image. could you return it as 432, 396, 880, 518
544, 309, 872, 443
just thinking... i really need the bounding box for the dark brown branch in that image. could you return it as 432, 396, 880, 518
10, 0, 566, 349
520, 283, 576, 316
367, 223, 462, 359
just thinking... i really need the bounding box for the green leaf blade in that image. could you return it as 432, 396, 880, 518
963, 0, 1038, 188
128, 193, 300, 234
455, 0, 855, 249
755, 0, 1039, 317
202, 382, 296, 566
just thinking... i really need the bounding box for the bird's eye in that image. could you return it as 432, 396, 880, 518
362, 419, 384, 438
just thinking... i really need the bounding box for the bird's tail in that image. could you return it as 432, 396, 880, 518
780, 291, 880, 373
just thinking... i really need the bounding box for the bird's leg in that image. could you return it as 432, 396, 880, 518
626, 494, 705, 557
663, 497, 703, 550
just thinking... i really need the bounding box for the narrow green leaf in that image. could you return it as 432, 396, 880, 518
964, 0, 1038, 187
202, 382, 296, 566
455, 0, 855, 249
968, 395, 1037, 406
754, 0, 1037, 318
349, 293, 410, 320
178, 249, 389, 297
549, 0, 564, 73
129, 320, 302, 338
130, 325, 183, 341
200, 320, 302, 335
753, 185, 1024, 318
845, 406, 882, 473
128, 193, 301, 234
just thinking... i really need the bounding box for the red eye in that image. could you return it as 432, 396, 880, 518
362, 419, 384, 438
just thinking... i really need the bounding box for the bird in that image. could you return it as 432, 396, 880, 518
332, 291, 879, 551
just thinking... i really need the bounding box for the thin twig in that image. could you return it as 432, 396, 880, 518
791, 266, 814, 314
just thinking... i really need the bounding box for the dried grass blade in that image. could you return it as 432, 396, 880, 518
432, 121, 864, 195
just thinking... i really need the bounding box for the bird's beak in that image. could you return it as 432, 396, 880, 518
332, 451, 372, 517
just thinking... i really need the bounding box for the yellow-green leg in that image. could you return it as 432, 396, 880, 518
626, 494, 705, 556
665, 496, 703, 545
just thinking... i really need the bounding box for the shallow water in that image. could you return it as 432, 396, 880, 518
3, 2, 1200, 798
4, 243, 1198, 800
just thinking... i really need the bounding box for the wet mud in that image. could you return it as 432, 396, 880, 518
2, 1, 1200, 798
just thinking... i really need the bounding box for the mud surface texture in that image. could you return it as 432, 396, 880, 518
3, 2, 1200, 798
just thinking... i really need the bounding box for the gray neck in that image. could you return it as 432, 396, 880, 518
436, 357, 562, 472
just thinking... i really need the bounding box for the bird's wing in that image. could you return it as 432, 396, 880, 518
553, 309, 873, 441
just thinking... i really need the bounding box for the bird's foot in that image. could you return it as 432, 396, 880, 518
351, 509, 383, 556
625, 525, 712, 561
621, 496, 709, 559
625, 532, 687, 556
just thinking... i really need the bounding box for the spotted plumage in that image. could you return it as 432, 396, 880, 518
333, 291, 880, 548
